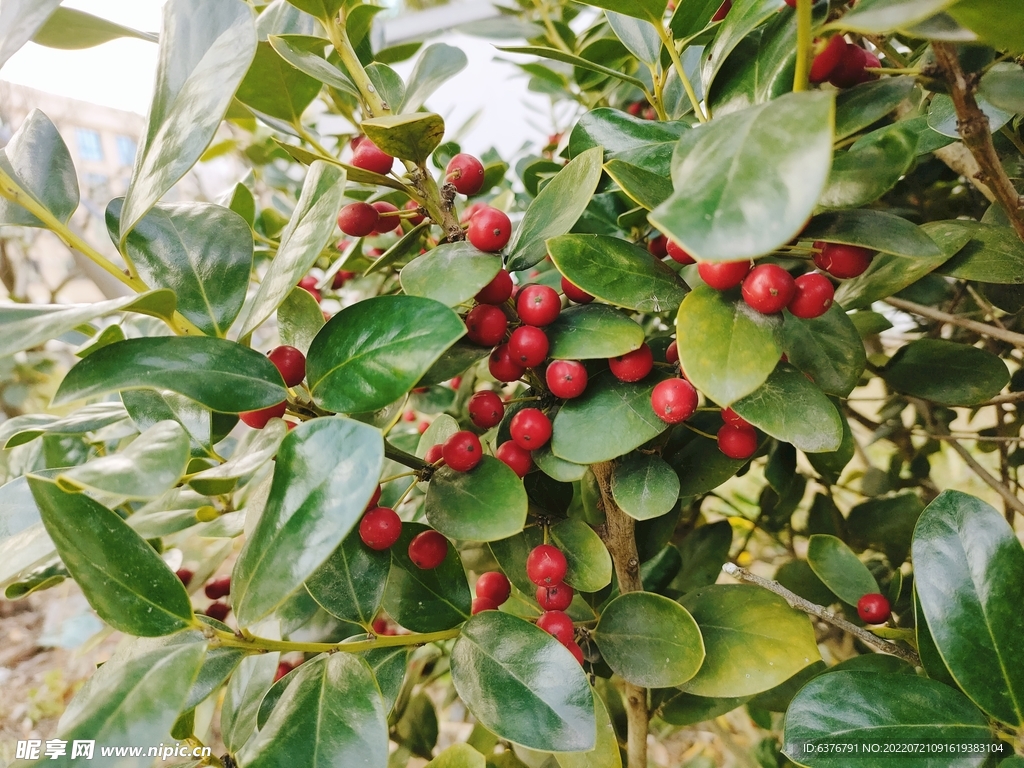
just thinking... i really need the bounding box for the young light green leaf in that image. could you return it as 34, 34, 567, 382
0, 0, 62, 69
401, 43, 468, 112
363, 113, 444, 162
605, 11, 661, 64
32, 6, 158, 49
186, 419, 287, 495
237, 39, 324, 123
806, 534, 878, 606
269, 34, 358, 96
0, 109, 79, 226
0, 402, 129, 449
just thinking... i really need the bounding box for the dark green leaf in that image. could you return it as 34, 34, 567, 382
425, 458, 529, 542
781, 305, 866, 398
801, 210, 944, 259
396, 691, 439, 759
604, 159, 673, 211
948, 0, 1024, 52
806, 404, 854, 484
237, 40, 323, 122
122, 390, 212, 458
365, 646, 407, 715
569, 107, 690, 176
936, 222, 1024, 284
834, 77, 916, 140
363, 113, 444, 163
670, 0, 722, 38
546, 305, 645, 360
668, 424, 751, 497
670, 521, 733, 594
0, 0, 63, 69
400, 243, 502, 307
401, 43, 468, 112
978, 63, 1024, 114
881, 339, 1009, 406
0, 109, 79, 227
820, 124, 916, 209
611, 452, 680, 520
33, 7, 157, 49
928, 92, 1011, 139
847, 493, 923, 566
806, 534, 878, 606
774, 559, 838, 606
277, 286, 325, 354
658, 691, 749, 726
550, 518, 613, 592
701, 0, 786, 89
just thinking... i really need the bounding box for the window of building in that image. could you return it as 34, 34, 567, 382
115, 135, 137, 167
76, 128, 103, 162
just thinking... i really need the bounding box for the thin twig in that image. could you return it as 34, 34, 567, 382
886, 297, 1024, 348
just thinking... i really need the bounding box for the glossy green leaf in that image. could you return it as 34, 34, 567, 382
936, 222, 1024, 284
928, 92, 1011, 139
27, 476, 194, 636
823, 0, 957, 33
604, 159, 673, 211
32, 7, 157, 49
131, 630, 246, 711
499, 46, 647, 92
277, 286, 325, 354
400, 243, 502, 307
611, 452, 680, 520
806, 404, 854, 484
555, 693, 622, 768
401, 43, 468, 112
53, 336, 287, 413
881, 339, 1009, 406
820, 125, 916, 209
451, 611, 596, 752
834, 77, 916, 140
774, 559, 838, 607
913, 490, 1024, 726
382, 522, 471, 632
0, 109, 79, 227
550, 518, 613, 592
364, 221, 430, 277
425, 457, 528, 542
669, 0, 722, 38
122, 390, 213, 458
306, 531, 390, 628
847, 493, 923, 566
802, 210, 944, 259
978, 63, 1024, 114
781, 305, 866, 398
806, 534, 878, 606
507, 147, 605, 271
668, 424, 751, 497
237, 40, 322, 123
680, 584, 820, 697
670, 520, 733, 594
238, 161, 347, 336
948, 0, 1024, 51
186, 420, 287, 495
569, 108, 690, 176
0, 402, 129, 449
0, 0, 63, 70
269, 34, 357, 96
120, 0, 257, 238
546, 305, 645, 360
659, 691, 748, 726
362, 113, 444, 163
605, 11, 661, 64
366, 62, 406, 116
533, 446, 588, 482
701, 0, 786, 89
221, 653, 281, 753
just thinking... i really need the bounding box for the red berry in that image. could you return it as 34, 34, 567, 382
240, 401, 287, 429
442, 430, 483, 472
446, 153, 486, 196
489, 344, 526, 383
857, 593, 891, 624
721, 407, 750, 429
418, 420, 430, 434
666, 340, 679, 364
298, 275, 321, 303
517, 284, 561, 327
205, 576, 232, 600
338, 202, 379, 237
698, 260, 751, 290
742, 264, 797, 315
424, 443, 443, 464
468, 207, 512, 252
461, 202, 485, 223
813, 241, 874, 279
651, 378, 698, 424
367, 484, 382, 509
351, 139, 394, 175
860, 50, 881, 83
408, 530, 448, 569
810, 35, 848, 83
565, 639, 585, 665
788, 272, 835, 319
667, 240, 695, 265
268, 345, 306, 387
205, 602, 231, 621
545, 360, 588, 399
560, 276, 594, 304
711, 0, 731, 21
175, 568, 194, 587
476, 269, 514, 304
510, 408, 552, 451
468, 391, 505, 429
536, 582, 574, 611
829, 44, 869, 89
472, 597, 499, 614
508, 325, 549, 368
403, 409, 416, 422
718, 424, 758, 459
647, 235, 668, 259
465, 304, 508, 347
274, 661, 294, 682
371, 201, 401, 234
359, 507, 402, 550
450, 376, 462, 389
476, 571, 511, 605
626, 101, 644, 116
536, 610, 574, 644
609, 343, 654, 383
332, 269, 356, 289
526, 544, 567, 586
372, 617, 394, 636
784, 0, 796, 6
403, 199, 425, 226
495, 440, 532, 477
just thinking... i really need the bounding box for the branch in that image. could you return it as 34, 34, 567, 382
208, 626, 459, 655
885, 296, 1024, 348
721, 563, 921, 667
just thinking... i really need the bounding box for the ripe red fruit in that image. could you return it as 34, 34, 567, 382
508, 325, 549, 368
651, 378, 698, 424
666, 340, 679, 364
857, 593, 891, 624
742, 264, 797, 315
371, 201, 401, 234
788, 272, 835, 319
351, 139, 394, 175
536, 582, 574, 611
698, 260, 751, 290
205, 602, 231, 621
536, 610, 574, 644
517, 284, 561, 327
721, 407, 750, 429
545, 360, 588, 399
495, 440, 532, 477
860, 50, 881, 83
418, 421, 429, 434
829, 43, 869, 89
510, 407, 552, 451
372, 616, 394, 636
784, 0, 796, 6
240, 401, 287, 429
332, 269, 356, 289
711, 0, 731, 21
338, 202, 379, 237
472, 597, 499, 614
667, 240, 695, 265
403, 409, 416, 422
465, 304, 508, 346
175, 568, 194, 587
560, 276, 594, 304
408, 530, 448, 569
468, 391, 505, 429
205, 576, 231, 600
298, 275, 321, 303
367, 484, 382, 510
526, 544, 568, 586
274, 661, 295, 682
810, 35, 848, 83
450, 376, 462, 389
647, 235, 668, 259
813, 241, 874, 279
424, 444, 443, 464
268, 345, 306, 387
467, 206, 512, 252
403, 199, 425, 226
718, 424, 758, 459
446, 153, 486, 196
476, 571, 511, 605
565, 639, 585, 665
359, 507, 402, 550
442, 430, 483, 472
489, 344, 526, 383
476, 269, 513, 304
609, 343, 654, 383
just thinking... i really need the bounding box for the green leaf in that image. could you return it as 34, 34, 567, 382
0, 109, 78, 227
451, 612, 596, 752
382, 522, 471, 632
277, 286, 326, 354
367, 62, 406, 112
426, 744, 486, 768
668, 423, 751, 497
27, 476, 194, 636
604, 159, 673, 211
122, 389, 213, 459
783, 671, 993, 768
32, 6, 158, 49
238, 161, 347, 337
550, 518, 613, 592
611, 452, 680, 520
231, 417, 383, 626
131, 630, 246, 711
670, 0, 722, 38
0, 472, 66, 588
979, 63, 1024, 114
594, 592, 704, 687
881, 338, 1009, 406
806, 534, 878, 606
499, 46, 648, 92
187, 420, 287, 495
0, 402, 129, 449
221, 653, 280, 752
551, 372, 670, 464
240, 653, 389, 768
546, 305, 645, 361
364, 221, 430, 277
948, 0, 1024, 52
823, 0, 957, 34
847, 492, 923, 566
701, 0, 787, 90
781, 305, 866, 398
305, 530, 390, 628
269, 34, 358, 96
533, 446, 588, 482
936, 222, 1024, 284
834, 77, 917, 140
670, 520, 733, 593
774, 559, 838, 607
425, 458, 529, 543
801, 209, 944, 259
401, 43, 468, 112
651, 92, 833, 260
659, 691, 749, 726
676, 286, 782, 407
106, 199, 252, 337
53, 336, 287, 413
283, 0, 344, 21
913, 490, 1024, 726
820, 125, 917, 209
680, 584, 820, 697
400, 243, 502, 307
120, 0, 257, 238
0, 0, 62, 70
605, 11, 661, 64
308, 295, 465, 414
549, 235, 688, 313
362, 113, 444, 163
568, 108, 690, 176
236, 40, 323, 123
554, 694, 622, 768
928, 92, 1012, 139
507, 147, 605, 272
806, 404, 855, 484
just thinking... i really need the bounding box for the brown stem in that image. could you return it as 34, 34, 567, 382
592, 461, 648, 768
885, 296, 1024, 349
931, 42, 1024, 243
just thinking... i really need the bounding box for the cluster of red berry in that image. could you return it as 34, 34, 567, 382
810, 35, 881, 88
175, 569, 232, 622
359, 483, 451, 569
239, 345, 306, 429
695, 257, 835, 321
528, 544, 585, 663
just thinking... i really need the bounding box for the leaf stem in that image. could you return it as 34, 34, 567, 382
296, 124, 333, 158
385, 439, 430, 470
793, 0, 812, 93
326, 14, 389, 117
209, 626, 460, 654
656, 26, 706, 123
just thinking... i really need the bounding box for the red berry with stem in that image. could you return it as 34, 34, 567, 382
609, 343, 654, 383
860, 50, 881, 83
371, 201, 401, 234
721, 408, 750, 428
442, 430, 483, 472
560, 276, 594, 304
367, 484, 382, 510
813, 241, 874, 278
667, 240, 695, 265
446, 153, 485, 196
545, 360, 588, 399
476, 571, 511, 605
205, 576, 232, 600
742, 264, 797, 315
536, 610, 574, 644
489, 344, 526, 383
403, 199, 425, 225
627, 101, 644, 116
857, 593, 891, 624
472, 597, 499, 614
359, 507, 402, 550
718, 424, 758, 459
476, 269, 513, 304
268, 345, 306, 387
517, 284, 561, 327
338, 202, 379, 237
788, 272, 835, 319
468, 391, 505, 429
424, 444, 443, 464
465, 304, 508, 346
240, 401, 287, 429
508, 325, 549, 368
536, 582, 574, 611
666, 340, 679, 364
698, 260, 751, 290
298, 276, 321, 303
527, 544, 567, 586
810, 35, 848, 83
351, 139, 394, 175
468, 206, 512, 252
829, 43, 869, 88
175, 568, 194, 587
510, 407, 552, 450
647, 235, 668, 258
651, 378, 698, 424
205, 602, 231, 621
408, 530, 448, 569
565, 639, 585, 665
495, 440, 532, 477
